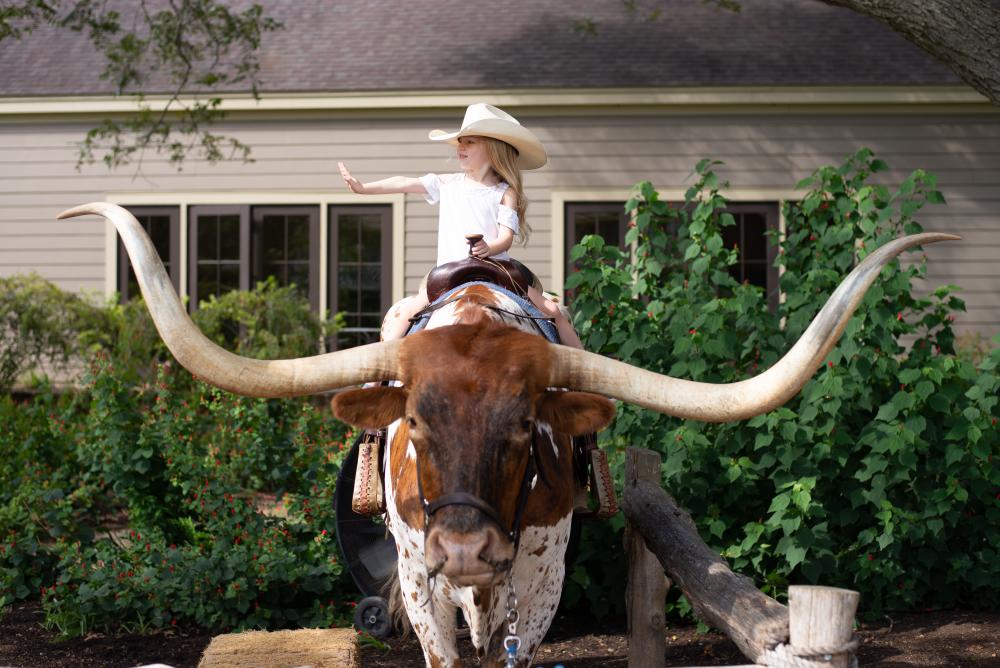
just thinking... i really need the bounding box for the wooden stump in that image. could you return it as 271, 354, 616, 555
788, 585, 859, 668
197, 628, 358, 668
625, 448, 668, 668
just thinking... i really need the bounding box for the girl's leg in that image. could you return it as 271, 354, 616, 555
381, 286, 430, 341
527, 286, 584, 350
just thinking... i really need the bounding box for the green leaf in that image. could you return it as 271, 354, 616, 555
785, 545, 807, 568
768, 493, 791, 514
875, 403, 899, 422
871, 159, 890, 173
926, 190, 946, 204
945, 443, 965, 466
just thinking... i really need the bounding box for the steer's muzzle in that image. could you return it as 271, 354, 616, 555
424, 522, 514, 588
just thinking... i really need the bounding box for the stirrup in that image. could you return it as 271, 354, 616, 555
572, 436, 619, 520
352, 429, 386, 516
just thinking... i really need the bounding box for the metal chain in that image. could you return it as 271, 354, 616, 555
502, 576, 521, 668
760, 637, 860, 668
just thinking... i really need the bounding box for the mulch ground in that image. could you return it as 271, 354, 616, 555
1, 601, 998, 667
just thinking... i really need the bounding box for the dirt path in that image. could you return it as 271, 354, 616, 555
1, 603, 998, 667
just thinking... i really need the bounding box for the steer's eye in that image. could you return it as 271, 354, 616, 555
521, 418, 534, 432
407, 416, 417, 428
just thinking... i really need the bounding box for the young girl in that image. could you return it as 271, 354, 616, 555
338, 103, 583, 348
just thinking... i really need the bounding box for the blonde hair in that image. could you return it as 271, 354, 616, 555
481, 136, 531, 245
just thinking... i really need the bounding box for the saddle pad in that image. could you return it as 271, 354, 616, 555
408, 281, 559, 343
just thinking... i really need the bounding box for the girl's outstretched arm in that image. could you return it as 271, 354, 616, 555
339, 162, 427, 194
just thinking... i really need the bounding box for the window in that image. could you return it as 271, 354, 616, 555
329, 206, 393, 350
119, 207, 180, 300
565, 202, 629, 280
252, 207, 319, 307
564, 200, 780, 308
720, 203, 780, 310
188, 205, 319, 311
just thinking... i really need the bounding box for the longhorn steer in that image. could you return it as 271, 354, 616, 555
334, 292, 615, 666
58, 202, 958, 668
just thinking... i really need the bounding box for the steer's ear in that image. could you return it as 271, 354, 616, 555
331, 386, 408, 429
537, 391, 616, 436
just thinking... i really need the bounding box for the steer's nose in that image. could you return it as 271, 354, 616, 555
425, 525, 514, 587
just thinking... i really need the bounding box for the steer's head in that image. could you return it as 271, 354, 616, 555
333, 322, 615, 588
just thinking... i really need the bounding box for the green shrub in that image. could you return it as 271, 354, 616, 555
192, 276, 337, 359
0, 273, 109, 392
566, 149, 1000, 614
1, 279, 359, 637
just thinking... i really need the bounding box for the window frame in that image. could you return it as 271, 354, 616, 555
118, 206, 180, 300
721, 202, 781, 311
564, 201, 629, 284
328, 204, 394, 350
552, 188, 797, 302
187, 204, 251, 312
250, 205, 321, 310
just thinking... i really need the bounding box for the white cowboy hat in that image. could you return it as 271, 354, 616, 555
428, 103, 547, 170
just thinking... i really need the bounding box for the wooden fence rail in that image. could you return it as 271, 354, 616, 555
622, 447, 859, 668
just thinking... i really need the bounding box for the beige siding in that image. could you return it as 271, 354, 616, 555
0, 112, 998, 333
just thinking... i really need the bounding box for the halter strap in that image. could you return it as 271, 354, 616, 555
414, 431, 549, 554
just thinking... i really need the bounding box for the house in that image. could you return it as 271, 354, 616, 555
1, 0, 997, 347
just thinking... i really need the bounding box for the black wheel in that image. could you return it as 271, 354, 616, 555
354, 595, 392, 638
334, 433, 398, 599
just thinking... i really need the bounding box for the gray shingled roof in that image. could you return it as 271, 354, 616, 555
0, 0, 960, 97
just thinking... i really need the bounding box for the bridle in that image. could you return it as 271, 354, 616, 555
413, 428, 550, 555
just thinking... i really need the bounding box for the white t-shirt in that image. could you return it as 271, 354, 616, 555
419, 173, 520, 266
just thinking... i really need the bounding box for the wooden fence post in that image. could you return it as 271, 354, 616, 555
625, 447, 668, 668
788, 585, 859, 668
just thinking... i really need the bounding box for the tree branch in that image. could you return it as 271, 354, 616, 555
817, 0, 1000, 105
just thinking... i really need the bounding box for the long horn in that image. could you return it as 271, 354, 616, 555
58, 202, 400, 397
550, 232, 959, 422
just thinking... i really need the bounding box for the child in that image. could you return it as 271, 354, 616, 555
338, 102, 583, 349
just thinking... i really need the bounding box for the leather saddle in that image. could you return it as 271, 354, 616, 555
425, 256, 538, 303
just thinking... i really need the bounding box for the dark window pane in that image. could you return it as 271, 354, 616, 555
360, 314, 382, 329
197, 264, 217, 300
288, 264, 310, 293
219, 216, 240, 259
745, 263, 767, 288
148, 215, 171, 253
220, 263, 240, 294
261, 216, 284, 262
597, 216, 620, 245
198, 216, 218, 259
361, 289, 381, 313
339, 215, 361, 263
338, 267, 357, 310
742, 213, 767, 260
722, 223, 739, 251
262, 261, 282, 283
126, 274, 140, 300
288, 217, 310, 261
361, 217, 382, 262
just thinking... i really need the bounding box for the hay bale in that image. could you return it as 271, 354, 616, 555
197, 628, 357, 668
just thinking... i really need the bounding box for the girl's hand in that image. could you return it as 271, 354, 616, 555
339, 162, 367, 194
471, 239, 490, 258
